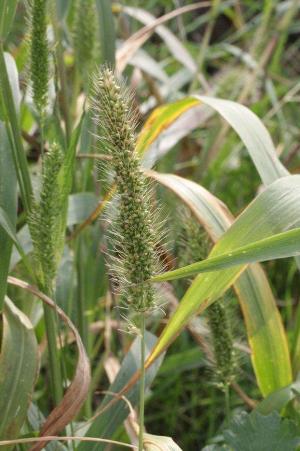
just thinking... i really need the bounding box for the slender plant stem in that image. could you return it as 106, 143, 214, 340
224, 385, 230, 425
189, 0, 220, 94
270, 0, 299, 73
43, 285, 63, 405
76, 236, 91, 417
76, 237, 88, 349
40, 114, 45, 161
37, 104, 63, 405
138, 314, 146, 451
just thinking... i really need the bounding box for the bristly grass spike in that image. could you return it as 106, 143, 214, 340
91, 67, 163, 315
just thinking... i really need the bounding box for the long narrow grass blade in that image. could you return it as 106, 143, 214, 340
122, 6, 197, 74
56, 115, 84, 250
0, 49, 32, 212
137, 95, 300, 375
152, 227, 300, 282
195, 95, 288, 184
0, 206, 34, 280
0, 122, 16, 310
0, 206, 22, 248
0, 0, 18, 41
147, 171, 295, 395
0, 298, 39, 446
96, 0, 116, 65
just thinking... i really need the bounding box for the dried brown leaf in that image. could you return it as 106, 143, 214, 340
7, 276, 91, 451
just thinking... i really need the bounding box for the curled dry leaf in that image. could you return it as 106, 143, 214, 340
7, 276, 91, 451
131, 418, 182, 450
143, 433, 182, 451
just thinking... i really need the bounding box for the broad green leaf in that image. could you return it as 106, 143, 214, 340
255, 381, 300, 415
0, 122, 16, 309
79, 331, 164, 451
223, 411, 300, 451
0, 0, 18, 41
0, 298, 39, 446
152, 227, 300, 282
147, 171, 294, 395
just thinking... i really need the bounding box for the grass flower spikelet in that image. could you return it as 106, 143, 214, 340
207, 299, 236, 388
29, 143, 64, 289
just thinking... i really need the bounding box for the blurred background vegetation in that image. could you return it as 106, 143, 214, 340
4, 0, 300, 449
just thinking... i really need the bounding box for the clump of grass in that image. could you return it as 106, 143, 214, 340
91, 67, 163, 449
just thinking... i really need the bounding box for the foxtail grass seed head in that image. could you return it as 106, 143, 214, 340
91, 68, 161, 313
177, 210, 236, 388
29, 143, 64, 289
73, 0, 96, 79
207, 298, 236, 389
176, 209, 210, 271
28, 0, 49, 116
